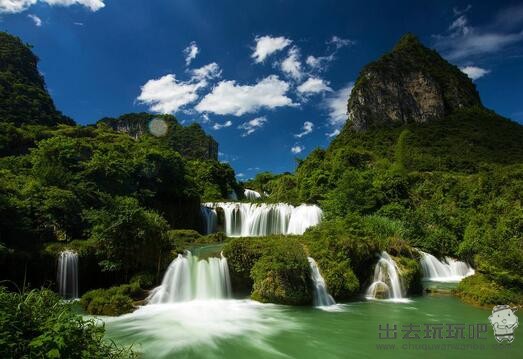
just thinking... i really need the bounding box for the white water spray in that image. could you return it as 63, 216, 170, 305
366, 251, 405, 301
419, 251, 474, 282
148, 251, 232, 304
57, 250, 78, 299
308, 257, 335, 307
203, 202, 322, 236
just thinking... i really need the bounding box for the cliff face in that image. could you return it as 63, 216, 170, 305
99, 113, 219, 161
347, 34, 482, 131
0, 32, 74, 126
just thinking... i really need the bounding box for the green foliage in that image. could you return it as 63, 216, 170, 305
86, 196, 170, 278
0, 288, 134, 358
455, 274, 523, 306
0, 32, 73, 126
80, 283, 146, 316
223, 237, 312, 305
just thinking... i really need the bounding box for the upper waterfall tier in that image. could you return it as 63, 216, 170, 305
202, 202, 322, 237
244, 189, 262, 200
419, 251, 475, 282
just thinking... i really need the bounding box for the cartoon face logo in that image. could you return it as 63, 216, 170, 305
488, 305, 519, 343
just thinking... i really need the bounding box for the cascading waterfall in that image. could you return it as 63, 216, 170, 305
200, 206, 217, 235
244, 189, 262, 200
203, 202, 322, 236
366, 251, 405, 301
148, 251, 232, 304
308, 257, 335, 307
419, 251, 475, 282
57, 250, 78, 299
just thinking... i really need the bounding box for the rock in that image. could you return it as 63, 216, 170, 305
347, 34, 482, 131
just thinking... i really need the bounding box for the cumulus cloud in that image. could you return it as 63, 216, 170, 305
294, 121, 314, 138
1, 0, 105, 13
238, 116, 267, 137
305, 35, 353, 72
212, 120, 232, 130
280, 46, 303, 80
28, 13, 41, 26
183, 41, 199, 66
291, 145, 304, 154
195, 75, 295, 116
434, 6, 523, 60
460, 66, 490, 80
325, 83, 354, 128
326, 129, 340, 138
191, 62, 221, 81
251, 35, 292, 63
297, 77, 332, 95
137, 74, 207, 114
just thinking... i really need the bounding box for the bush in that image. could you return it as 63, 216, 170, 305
455, 274, 523, 306
80, 282, 146, 316
0, 288, 135, 358
223, 236, 312, 305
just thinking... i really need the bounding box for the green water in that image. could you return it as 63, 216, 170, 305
103, 295, 520, 358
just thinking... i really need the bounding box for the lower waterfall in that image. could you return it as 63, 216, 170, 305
57, 250, 78, 299
203, 202, 322, 236
419, 251, 475, 282
148, 251, 232, 304
308, 257, 335, 307
366, 251, 405, 301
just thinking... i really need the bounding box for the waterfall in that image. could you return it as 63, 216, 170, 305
200, 206, 217, 235
227, 190, 238, 201
203, 202, 322, 236
148, 251, 232, 304
366, 251, 405, 301
308, 257, 335, 307
57, 250, 78, 299
244, 189, 262, 200
419, 251, 475, 282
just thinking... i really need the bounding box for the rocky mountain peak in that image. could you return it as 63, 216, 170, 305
347, 33, 482, 132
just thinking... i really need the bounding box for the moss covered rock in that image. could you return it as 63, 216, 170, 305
223, 236, 312, 305
455, 273, 523, 307
80, 282, 146, 316
394, 255, 423, 295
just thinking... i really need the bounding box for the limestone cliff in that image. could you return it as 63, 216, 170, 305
347, 34, 482, 131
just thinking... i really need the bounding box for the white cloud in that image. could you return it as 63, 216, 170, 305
0, 0, 104, 13
236, 173, 245, 178
325, 83, 354, 127
434, 7, 523, 60
453, 4, 472, 16
294, 121, 314, 138
460, 66, 490, 80
28, 13, 41, 26
297, 77, 332, 95
212, 120, 232, 130
251, 35, 291, 63
195, 75, 295, 116
73, 22, 84, 26
137, 74, 206, 114
238, 116, 267, 137
305, 54, 334, 71
183, 41, 199, 66
291, 145, 305, 154
280, 46, 303, 80
326, 129, 340, 138
191, 62, 221, 81
328, 35, 355, 49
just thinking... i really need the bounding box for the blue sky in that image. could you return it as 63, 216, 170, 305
1, 0, 523, 179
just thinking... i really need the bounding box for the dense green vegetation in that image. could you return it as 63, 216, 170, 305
250, 107, 523, 305
0, 288, 135, 358
223, 236, 312, 305
0, 31, 241, 297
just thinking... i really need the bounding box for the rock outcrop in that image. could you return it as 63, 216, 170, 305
347, 34, 482, 131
